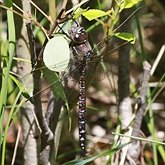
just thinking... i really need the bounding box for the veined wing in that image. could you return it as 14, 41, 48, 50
24, 37, 132, 104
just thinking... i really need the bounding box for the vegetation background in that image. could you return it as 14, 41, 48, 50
0, 0, 165, 164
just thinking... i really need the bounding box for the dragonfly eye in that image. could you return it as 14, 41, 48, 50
72, 27, 88, 44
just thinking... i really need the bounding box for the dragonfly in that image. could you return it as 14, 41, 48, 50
68, 21, 94, 155
41, 18, 132, 155
28, 14, 133, 156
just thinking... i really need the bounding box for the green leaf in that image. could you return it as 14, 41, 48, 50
114, 32, 136, 44
73, 8, 87, 19
63, 142, 130, 165
9, 74, 31, 99
6, 0, 13, 7
82, 9, 110, 21
125, 0, 142, 8
42, 68, 72, 129
43, 35, 70, 72
42, 68, 67, 102
120, 0, 142, 10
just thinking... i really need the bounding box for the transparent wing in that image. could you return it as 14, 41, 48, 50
23, 34, 132, 106
22, 57, 86, 105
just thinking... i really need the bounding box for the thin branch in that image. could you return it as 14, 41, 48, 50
36, 9, 67, 61
62, 0, 68, 10
150, 44, 165, 76
29, 0, 53, 24
132, 61, 151, 137
54, 106, 66, 160
0, 3, 48, 37
11, 126, 21, 165
26, 22, 54, 164
112, 132, 165, 146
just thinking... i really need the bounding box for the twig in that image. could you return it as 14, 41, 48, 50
132, 61, 151, 137
37, 9, 68, 61
150, 44, 165, 76
112, 132, 165, 146
11, 126, 21, 165
29, 0, 53, 24
66, 0, 89, 15
62, 0, 68, 10
13, 2, 48, 37
16, 0, 38, 163
54, 106, 66, 159
118, 8, 132, 103
26, 21, 54, 165
45, 91, 55, 124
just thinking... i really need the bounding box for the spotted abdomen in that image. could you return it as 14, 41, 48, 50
78, 74, 86, 153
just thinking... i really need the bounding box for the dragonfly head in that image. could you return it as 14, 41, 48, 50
69, 26, 88, 44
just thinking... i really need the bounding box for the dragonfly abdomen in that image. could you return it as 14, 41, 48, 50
78, 71, 87, 153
